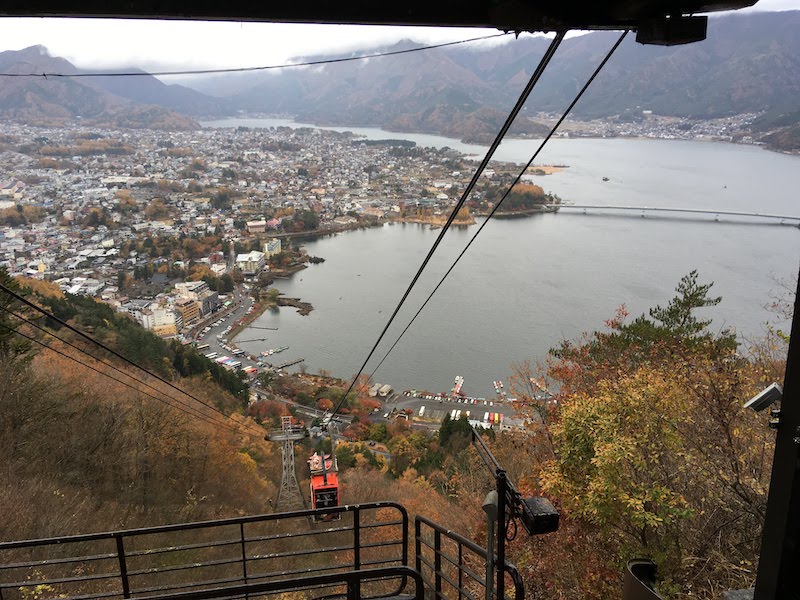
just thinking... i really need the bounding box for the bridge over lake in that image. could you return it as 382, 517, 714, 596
545, 204, 800, 225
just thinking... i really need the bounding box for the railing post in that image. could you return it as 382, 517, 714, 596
115, 534, 130, 599
239, 522, 249, 598
458, 543, 464, 600
483, 490, 498, 600
496, 470, 507, 600
347, 578, 357, 600
402, 505, 409, 567
434, 529, 442, 599
414, 518, 422, 576
353, 506, 361, 599
353, 506, 361, 570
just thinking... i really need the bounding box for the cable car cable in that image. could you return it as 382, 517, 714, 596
0, 321, 252, 435
325, 31, 567, 421
368, 30, 628, 379
0, 304, 256, 434
0, 282, 262, 433
0, 33, 512, 78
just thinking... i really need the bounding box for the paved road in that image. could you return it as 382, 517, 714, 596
194, 294, 262, 371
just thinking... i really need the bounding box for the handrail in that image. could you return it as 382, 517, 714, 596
0, 501, 407, 551
138, 566, 424, 600
0, 502, 409, 600
1, 504, 524, 600
415, 515, 524, 600
623, 559, 664, 600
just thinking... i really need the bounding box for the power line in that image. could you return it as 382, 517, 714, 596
0, 319, 250, 434
0, 304, 251, 435
0, 282, 262, 435
327, 30, 567, 421
0, 33, 511, 79
369, 30, 629, 379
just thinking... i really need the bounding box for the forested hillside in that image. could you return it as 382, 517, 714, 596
1, 268, 790, 599
0, 270, 276, 541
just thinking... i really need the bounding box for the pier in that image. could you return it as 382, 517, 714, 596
276, 357, 305, 369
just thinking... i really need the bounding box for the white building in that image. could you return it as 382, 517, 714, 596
139, 304, 179, 336
174, 280, 209, 300
236, 251, 266, 276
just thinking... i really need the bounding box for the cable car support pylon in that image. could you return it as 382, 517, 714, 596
268, 416, 307, 512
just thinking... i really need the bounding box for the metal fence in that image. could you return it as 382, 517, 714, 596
1, 503, 523, 600
415, 516, 523, 600
0, 502, 408, 600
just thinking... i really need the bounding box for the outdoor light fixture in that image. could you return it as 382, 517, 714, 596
743, 382, 783, 413
520, 497, 559, 535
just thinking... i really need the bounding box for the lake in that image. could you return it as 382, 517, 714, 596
202, 118, 800, 398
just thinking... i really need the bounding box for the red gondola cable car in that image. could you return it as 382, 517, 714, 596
308, 451, 340, 520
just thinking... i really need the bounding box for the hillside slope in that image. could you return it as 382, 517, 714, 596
0, 273, 275, 540
0, 46, 201, 129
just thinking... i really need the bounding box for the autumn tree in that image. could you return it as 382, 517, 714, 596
537, 272, 778, 597
144, 198, 170, 220
0, 268, 31, 359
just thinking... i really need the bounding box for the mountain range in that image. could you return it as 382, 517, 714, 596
0, 10, 798, 145
0, 46, 203, 130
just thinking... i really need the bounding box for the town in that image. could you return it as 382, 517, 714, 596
0, 123, 497, 341
0, 109, 766, 339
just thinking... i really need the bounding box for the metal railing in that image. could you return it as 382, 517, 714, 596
1, 503, 524, 600
139, 566, 425, 600
622, 559, 663, 600
0, 502, 408, 600
414, 516, 524, 600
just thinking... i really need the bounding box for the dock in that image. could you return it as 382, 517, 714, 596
276, 357, 305, 369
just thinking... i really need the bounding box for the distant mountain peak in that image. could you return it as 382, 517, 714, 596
20, 44, 51, 58
386, 38, 425, 51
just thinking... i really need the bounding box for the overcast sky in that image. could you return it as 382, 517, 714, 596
0, 0, 796, 72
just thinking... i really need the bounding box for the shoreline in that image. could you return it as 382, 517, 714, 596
393, 216, 476, 227
228, 300, 270, 341
230, 294, 314, 348
200, 116, 798, 156
475, 205, 559, 218
259, 222, 382, 241
269, 263, 308, 279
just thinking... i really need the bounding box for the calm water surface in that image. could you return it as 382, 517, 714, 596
203, 119, 800, 398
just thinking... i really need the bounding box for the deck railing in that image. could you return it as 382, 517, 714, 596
415, 516, 523, 600
0, 502, 408, 600
0, 502, 523, 600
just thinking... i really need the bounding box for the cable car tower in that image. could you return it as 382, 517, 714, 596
269, 416, 307, 512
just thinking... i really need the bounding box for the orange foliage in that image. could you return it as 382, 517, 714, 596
15, 276, 63, 298
513, 183, 545, 196
248, 400, 291, 423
